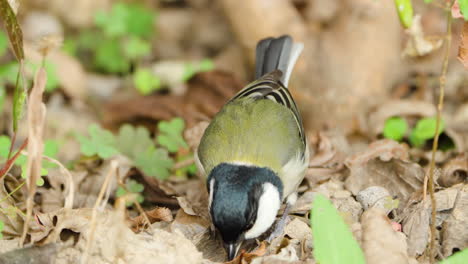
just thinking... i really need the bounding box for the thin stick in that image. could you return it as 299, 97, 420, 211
81, 160, 118, 264
0, 180, 25, 203
427, 1, 454, 262
42, 156, 75, 209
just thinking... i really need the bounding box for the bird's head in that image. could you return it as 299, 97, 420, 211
207, 163, 283, 260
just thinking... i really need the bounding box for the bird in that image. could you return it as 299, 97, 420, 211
195, 35, 309, 261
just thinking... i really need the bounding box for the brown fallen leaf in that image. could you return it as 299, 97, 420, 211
458, 22, 468, 69
361, 208, 416, 264
130, 207, 173, 232
438, 153, 468, 187
400, 186, 460, 257
225, 241, 267, 264
103, 70, 241, 129
441, 184, 468, 257
0, 175, 24, 239
345, 140, 424, 201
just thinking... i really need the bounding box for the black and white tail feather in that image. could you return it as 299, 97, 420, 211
230, 35, 305, 145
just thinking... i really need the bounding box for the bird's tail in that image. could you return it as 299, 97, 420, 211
254, 35, 303, 87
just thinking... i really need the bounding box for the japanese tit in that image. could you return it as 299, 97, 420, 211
196, 35, 309, 260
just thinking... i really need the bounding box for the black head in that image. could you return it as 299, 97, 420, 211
207, 163, 283, 260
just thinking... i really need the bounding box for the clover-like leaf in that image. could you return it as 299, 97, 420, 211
383, 117, 408, 141
135, 146, 174, 179
124, 36, 151, 60
125, 3, 155, 38
157, 118, 188, 153
94, 39, 129, 73
116, 124, 153, 159
116, 179, 144, 206
76, 124, 119, 159
95, 2, 129, 37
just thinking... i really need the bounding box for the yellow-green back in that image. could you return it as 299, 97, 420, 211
198, 97, 304, 176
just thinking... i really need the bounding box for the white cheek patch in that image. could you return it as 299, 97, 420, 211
208, 179, 215, 210
244, 182, 281, 240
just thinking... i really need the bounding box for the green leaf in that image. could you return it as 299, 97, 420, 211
95, 3, 129, 37
394, 0, 413, 28
127, 179, 144, 193
0, 219, 4, 239
440, 249, 468, 264
311, 194, 366, 264
125, 3, 155, 38
76, 124, 119, 159
181, 59, 215, 82
383, 117, 408, 141
0, 135, 11, 158
116, 186, 127, 197
409, 117, 445, 147
135, 146, 173, 179
94, 39, 129, 73
133, 68, 161, 95
460, 0, 468, 21
116, 124, 153, 159
157, 118, 188, 153
123, 36, 151, 60
0, 31, 8, 57
0, 0, 24, 61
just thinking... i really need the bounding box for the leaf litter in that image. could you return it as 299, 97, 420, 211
0, 0, 468, 263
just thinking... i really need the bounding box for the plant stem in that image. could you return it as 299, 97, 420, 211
0, 180, 25, 203
427, 1, 454, 262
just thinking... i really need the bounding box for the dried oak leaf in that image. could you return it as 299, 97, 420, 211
400, 186, 460, 257
361, 208, 416, 264
345, 140, 424, 201
225, 241, 267, 264
103, 70, 241, 129
438, 153, 468, 187
130, 207, 173, 232
458, 22, 468, 69
441, 184, 468, 258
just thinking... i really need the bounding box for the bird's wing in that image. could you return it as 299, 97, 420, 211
229, 70, 306, 147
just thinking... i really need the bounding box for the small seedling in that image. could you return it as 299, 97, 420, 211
383, 116, 408, 141
76, 124, 119, 159
409, 117, 445, 147
116, 179, 144, 206
157, 118, 189, 153
0, 136, 59, 186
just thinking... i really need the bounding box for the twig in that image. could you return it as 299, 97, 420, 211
426, 1, 454, 262
0, 180, 25, 203
81, 160, 117, 264
173, 158, 195, 170
0, 138, 28, 180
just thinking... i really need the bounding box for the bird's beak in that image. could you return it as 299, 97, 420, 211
225, 242, 240, 261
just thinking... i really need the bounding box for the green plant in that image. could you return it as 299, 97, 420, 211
440, 249, 468, 264
311, 194, 365, 264
73, 2, 156, 74
157, 118, 189, 153
76, 120, 191, 180
409, 117, 445, 147
133, 68, 161, 95
394, 0, 414, 28
383, 117, 408, 141
0, 219, 4, 239
116, 179, 144, 206
0, 135, 59, 186
0, 31, 8, 57
181, 59, 215, 82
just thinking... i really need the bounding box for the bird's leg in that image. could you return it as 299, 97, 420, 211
266, 202, 292, 242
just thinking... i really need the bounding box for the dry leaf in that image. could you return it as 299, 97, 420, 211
458, 22, 468, 69
345, 140, 423, 201
225, 241, 267, 264
0, 175, 24, 238
130, 207, 173, 232
401, 186, 460, 256
441, 184, 468, 257
439, 153, 468, 187
403, 15, 442, 57
104, 71, 241, 129
361, 208, 415, 264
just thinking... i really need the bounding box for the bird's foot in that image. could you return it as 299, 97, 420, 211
266, 203, 292, 243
